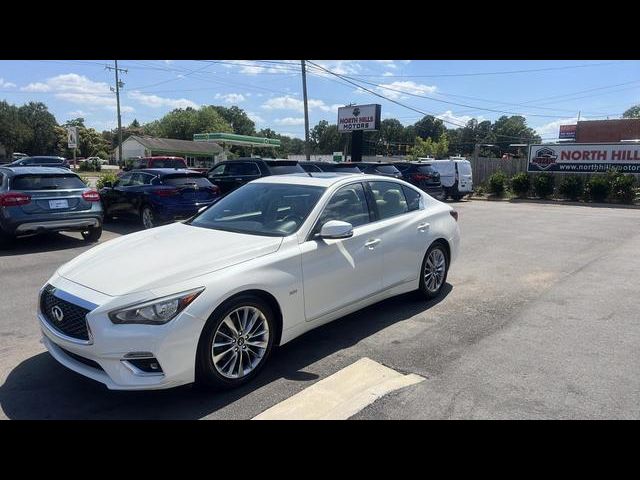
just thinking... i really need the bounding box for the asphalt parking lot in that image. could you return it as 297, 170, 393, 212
1, 200, 639, 419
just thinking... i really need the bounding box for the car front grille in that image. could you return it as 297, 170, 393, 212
40, 285, 91, 341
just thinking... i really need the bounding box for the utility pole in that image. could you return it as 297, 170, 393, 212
301, 60, 311, 161
106, 61, 127, 165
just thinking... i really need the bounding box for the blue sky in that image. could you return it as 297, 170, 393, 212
1, 60, 638, 141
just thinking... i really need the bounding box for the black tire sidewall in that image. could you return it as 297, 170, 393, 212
419, 242, 449, 299
82, 226, 102, 242
196, 295, 275, 390
141, 205, 154, 229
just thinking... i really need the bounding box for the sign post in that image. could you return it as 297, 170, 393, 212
337, 104, 381, 162
67, 127, 78, 169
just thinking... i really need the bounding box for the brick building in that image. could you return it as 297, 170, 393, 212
575, 119, 640, 143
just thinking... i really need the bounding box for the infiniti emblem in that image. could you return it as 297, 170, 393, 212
51, 305, 64, 323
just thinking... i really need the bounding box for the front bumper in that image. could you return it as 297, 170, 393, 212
38, 277, 204, 390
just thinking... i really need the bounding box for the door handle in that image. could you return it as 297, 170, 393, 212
364, 238, 381, 249
417, 222, 430, 232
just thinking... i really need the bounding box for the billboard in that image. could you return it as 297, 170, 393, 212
337, 104, 381, 133
559, 124, 577, 140
528, 143, 640, 173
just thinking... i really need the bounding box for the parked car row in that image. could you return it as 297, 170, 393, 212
2, 156, 472, 247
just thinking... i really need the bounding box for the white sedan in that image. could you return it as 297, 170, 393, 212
38, 173, 460, 390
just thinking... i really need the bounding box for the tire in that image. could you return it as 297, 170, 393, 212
195, 294, 275, 390
0, 231, 14, 249
140, 205, 156, 229
452, 195, 463, 201
81, 226, 102, 242
418, 242, 449, 300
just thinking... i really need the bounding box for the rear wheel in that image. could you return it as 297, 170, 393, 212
195, 295, 275, 390
418, 242, 449, 299
452, 195, 463, 201
81, 226, 102, 242
141, 205, 156, 229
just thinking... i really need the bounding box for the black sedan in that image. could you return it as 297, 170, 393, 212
99, 169, 220, 229
207, 158, 305, 195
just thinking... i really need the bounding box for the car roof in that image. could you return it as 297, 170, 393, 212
252, 172, 406, 188
133, 168, 203, 176
142, 156, 185, 160
20, 156, 66, 160
342, 162, 395, 166
0, 166, 74, 175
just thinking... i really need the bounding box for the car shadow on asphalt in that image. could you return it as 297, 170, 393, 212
0, 284, 452, 420
102, 218, 143, 236
0, 232, 89, 257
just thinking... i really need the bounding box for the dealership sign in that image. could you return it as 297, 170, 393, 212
528, 143, 640, 173
337, 104, 381, 133
559, 124, 577, 140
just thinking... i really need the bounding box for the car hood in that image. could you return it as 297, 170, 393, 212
57, 222, 283, 296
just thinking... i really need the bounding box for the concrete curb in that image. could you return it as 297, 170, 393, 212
468, 196, 640, 210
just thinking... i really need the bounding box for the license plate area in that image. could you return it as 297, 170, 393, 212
49, 199, 69, 209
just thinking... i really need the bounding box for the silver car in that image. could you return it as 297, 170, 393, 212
0, 166, 103, 247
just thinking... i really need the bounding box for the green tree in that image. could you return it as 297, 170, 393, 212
622, 105, 640, 118
211, 106, 256, 136
310, 120, 343, 154
17, 102, 59, 155
0, 100, 31, 158
146, 106, 232, 141
491, 115, 541, 152
413, 115, 445, 141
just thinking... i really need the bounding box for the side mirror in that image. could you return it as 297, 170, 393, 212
198, 205, 208, 213
319, 220, 353, 239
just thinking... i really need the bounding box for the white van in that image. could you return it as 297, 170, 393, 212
421, 156, 473, 201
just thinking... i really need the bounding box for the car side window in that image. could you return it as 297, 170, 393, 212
402, 186, 422, 211
316, 183, 371, 231
369, 181, 409, 219
118, 173, 133, 187
210, 164, 226, 176
227, 162, 260, 176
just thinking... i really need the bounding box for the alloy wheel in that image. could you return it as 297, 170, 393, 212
424, 248, 446, 293
211, 306, 270, 379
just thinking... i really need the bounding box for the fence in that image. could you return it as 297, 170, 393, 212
470, 156, 640, 186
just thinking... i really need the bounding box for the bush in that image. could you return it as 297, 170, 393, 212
533, 173, 555, 199
585, 175, 610, 202
96, 172, 118, 190
488, 171, 507, 196
78, 175, 91, 186
510, 173, 530, 198
558, 176, 584, 201
607, 170, 636, 204
78, 159, 102, 172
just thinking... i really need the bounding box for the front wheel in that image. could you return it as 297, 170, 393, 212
81, 226, 102, 242
196, 295, 275, 390
418, 242, 449, 299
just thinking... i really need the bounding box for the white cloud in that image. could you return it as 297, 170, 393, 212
375, 60, 397, 69
21, 74, 121, 112
382, 72, 395, 77
376, 81, 437, 100
128, 90, 198, 109
533, 116, 583, 139
164, 60, 173, 65
220, 60, 297, 75
310, 60, 362, 77
437, 110, 484, 128
276, 131, 305, 139
21, 82, 51, 92
247, 112, 265, 124
0, 78, 16, 88
68, 110, 88, 117
261, 95, 340, 113
214, 93, 246, 104
275, 117, 305, 126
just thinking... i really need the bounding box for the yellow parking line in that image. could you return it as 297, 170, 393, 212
252, 357, 424, 420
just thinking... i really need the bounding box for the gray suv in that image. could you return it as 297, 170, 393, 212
0, 167, 103, 246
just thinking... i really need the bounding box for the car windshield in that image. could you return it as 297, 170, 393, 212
161, 175, 212, 187
189, 183, 325, 237
333, 164, 362, 173
152, 159, 185, 168
417, 166, 437, 174
12, 174, 85, 190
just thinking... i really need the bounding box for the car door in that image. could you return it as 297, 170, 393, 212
225, 161, 262, 191
102, 173, 133, 215
368, 181, 434, 289
121, 172, 149, 215
300, 181, 383, 322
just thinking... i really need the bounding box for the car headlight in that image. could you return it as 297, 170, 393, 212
109, 288, 204, 325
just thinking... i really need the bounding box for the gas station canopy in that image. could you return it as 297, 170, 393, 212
194, 133, 281, 148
